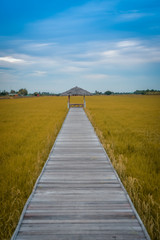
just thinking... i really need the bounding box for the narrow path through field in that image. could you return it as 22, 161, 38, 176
12, 108, 150, 240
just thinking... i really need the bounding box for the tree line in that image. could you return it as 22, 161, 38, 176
0, 88, 160, 96
94, 89, 160, 95
0, 89, 28, 96
0, 89, 59, 96
134, 89, 160, 95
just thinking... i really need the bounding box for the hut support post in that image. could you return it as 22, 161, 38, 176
68, 95, 70, 109
83, 95, 86, 108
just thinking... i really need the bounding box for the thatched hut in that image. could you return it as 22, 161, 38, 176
61, 86, 91, 108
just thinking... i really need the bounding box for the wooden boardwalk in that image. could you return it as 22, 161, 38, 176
12, 108, 150, 240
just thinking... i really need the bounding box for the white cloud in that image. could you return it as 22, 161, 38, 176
31, 71, 47, 76
33, 43, 52, 48
0, 36, 160, 92
60, 65, 86, 73
117, 40, 140, 48
0, 56, 25, 63
102, 50, 119, 57
25, 42, 57, 52
1, 38, 160, 74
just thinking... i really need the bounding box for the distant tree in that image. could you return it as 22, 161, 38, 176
104, 90, 113, 95
94, 90, 103, 95
34, 92, 39, 96
18, 88, 28, 96
0, 90, 9, 96
10, 90, 16, 94
134, 90, 145, 95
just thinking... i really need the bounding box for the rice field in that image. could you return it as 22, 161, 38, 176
0, 95, 160, 240
0, 96, 67, 239
86, 95, 160, 240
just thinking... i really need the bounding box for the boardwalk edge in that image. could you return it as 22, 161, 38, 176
11, 110, 69, 240
85, 110, 151, 240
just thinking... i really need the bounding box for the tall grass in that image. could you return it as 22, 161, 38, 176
0, 97, 67, 239
1, 95, 159, 239
86, 95, 160, 240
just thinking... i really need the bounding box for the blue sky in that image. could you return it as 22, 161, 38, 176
0, 0, 160, 93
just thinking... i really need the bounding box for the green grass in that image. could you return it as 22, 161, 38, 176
0, 97, 67, 239
86, 95, 160, 240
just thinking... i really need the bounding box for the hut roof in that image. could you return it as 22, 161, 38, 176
61, 86, 91, 96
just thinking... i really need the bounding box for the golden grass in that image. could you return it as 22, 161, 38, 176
0, 96, 67, 239
86, 95, 160, 240
1, 95, 160, 239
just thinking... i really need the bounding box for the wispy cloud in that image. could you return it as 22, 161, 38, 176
1, 38, 160, 85
24, 1, 116, 41
0, 56, 25, 63
116, 40, 140, 48
84, 74, 109, 80
31, 71, 47, 76
118, 10, 153, 21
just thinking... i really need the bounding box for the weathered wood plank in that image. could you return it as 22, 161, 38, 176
16, 235, 146, 240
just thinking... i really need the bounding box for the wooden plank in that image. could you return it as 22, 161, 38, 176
12, 108, 150, 240
16, 235, 146, 240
